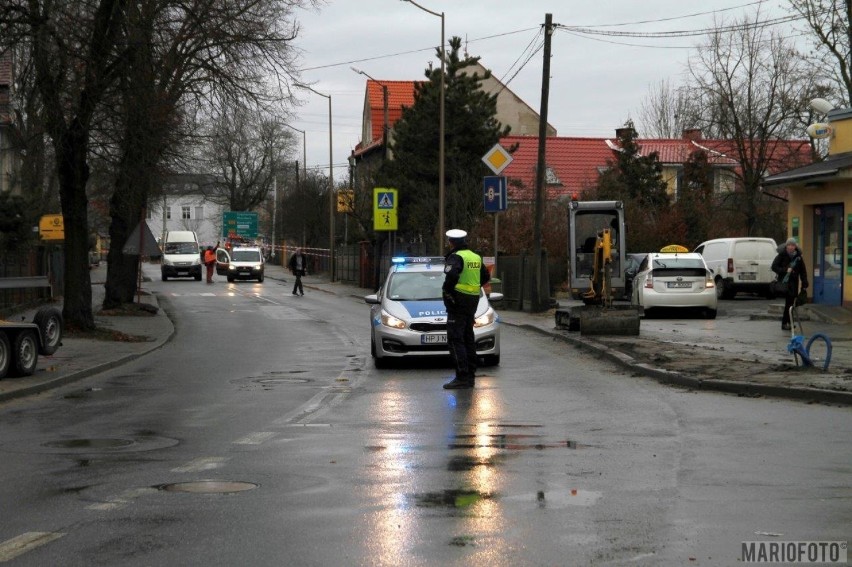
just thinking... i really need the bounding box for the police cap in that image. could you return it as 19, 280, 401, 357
445, 229, 467, 241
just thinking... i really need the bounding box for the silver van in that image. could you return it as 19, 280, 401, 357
694, 237, 778, 299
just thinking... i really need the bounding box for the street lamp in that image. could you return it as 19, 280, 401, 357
283, 123, 307, 180
351, 67, 389, 162
401, 0, 445, 255
281, 123, 307, 258
295, 83, 334, 282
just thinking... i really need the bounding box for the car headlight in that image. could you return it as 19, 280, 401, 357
380, 310, 406, 329
192, 258, 201, 265
474, 308, 496, 328
163, 258, 173, 266
228, 265, 236, 271
253, 265, 262, 270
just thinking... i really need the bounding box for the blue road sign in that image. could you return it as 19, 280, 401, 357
483, 176, 508, 213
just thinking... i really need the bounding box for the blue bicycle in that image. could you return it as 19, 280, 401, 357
786, 305, 832, 371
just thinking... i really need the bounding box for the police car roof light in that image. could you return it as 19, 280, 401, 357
392, 256, 445, 265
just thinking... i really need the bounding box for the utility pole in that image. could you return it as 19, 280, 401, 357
531, 13, 553, 313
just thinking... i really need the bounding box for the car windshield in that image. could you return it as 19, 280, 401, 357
387, 272, 444, 301
231, 250, 261, 262
164, 242, 197, 254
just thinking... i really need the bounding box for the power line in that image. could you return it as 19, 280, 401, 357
499, 27, 543, 84
570, 0, 770, 28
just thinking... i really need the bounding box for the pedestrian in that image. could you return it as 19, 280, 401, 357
288, 247, 307, 296
771, 237, 808, 331
203, 245, 217, 283
441, 229, 490, 390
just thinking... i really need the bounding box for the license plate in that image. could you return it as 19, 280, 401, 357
421, 334, 447, 344
739, 273, 756, 280
666, 282, 692, 289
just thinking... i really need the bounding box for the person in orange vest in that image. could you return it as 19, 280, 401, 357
203, 245, 217, 283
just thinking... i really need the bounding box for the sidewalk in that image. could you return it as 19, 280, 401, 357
1, 261, 850, 405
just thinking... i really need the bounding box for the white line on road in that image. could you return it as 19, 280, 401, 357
87, 488, 157, 511
0, 532, 65, 562
233, 431, 277, 445
171, 456, 230, 473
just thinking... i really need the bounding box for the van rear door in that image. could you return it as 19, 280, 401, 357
733, 240, 775, 284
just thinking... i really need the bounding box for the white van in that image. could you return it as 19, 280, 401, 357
694, 237, 778, 299
161, 230, 201, 281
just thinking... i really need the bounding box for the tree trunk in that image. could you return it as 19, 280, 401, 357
56, 122, 95, 330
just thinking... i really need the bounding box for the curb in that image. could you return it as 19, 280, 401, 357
0, 295, 177, 404
508, 322, 852, 406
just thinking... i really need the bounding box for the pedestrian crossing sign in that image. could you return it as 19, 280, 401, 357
373, 187, 398, 231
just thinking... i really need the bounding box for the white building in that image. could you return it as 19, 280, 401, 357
146, 174, 226, 248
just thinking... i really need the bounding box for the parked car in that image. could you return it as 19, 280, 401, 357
363, 256, 502, 369
623, 253, 649, 299
215, 246, 265, 282
694, 237, 778, 299
631, 248, 718, 319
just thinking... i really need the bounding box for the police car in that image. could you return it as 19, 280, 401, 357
364, 256, 502, 368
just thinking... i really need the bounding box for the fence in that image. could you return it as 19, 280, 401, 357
319, 241, 565, 311
0, 246, 60, 314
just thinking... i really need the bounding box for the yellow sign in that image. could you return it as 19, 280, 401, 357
481, 143, 513, 175
39, 214, 65, 241
373, 187, 398, 231
337, 190, 354, 213
659, 244, 689, 253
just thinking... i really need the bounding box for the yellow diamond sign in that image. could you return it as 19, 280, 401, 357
482, 144, 513, 175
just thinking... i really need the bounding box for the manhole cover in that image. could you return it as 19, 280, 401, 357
43, 438, 135, 449
159, 481, 258, 494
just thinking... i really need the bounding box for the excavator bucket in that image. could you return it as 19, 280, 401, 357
555, 305, 642, 336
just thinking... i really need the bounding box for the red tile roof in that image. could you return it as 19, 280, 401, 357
500, 135, 811, 201
366, 80, 420, 144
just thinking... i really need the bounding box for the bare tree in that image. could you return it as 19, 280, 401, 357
102, 0, 310, 308
637, 79, 702, 138
789, 0, 852, 106
200, 102, 297, 212
687, 12, 814, 235
0, 0, 129, 330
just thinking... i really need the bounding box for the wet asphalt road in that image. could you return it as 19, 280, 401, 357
0, 279, 849, 566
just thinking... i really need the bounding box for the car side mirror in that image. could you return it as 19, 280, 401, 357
364, 294, 380, 305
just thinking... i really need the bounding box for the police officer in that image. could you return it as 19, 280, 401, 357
442, 229, 490, 390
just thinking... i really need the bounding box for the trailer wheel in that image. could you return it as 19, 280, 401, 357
33, 306, 63, 355
0, 333, 10, 379
12, 329, 39, 376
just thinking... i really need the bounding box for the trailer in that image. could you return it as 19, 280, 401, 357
0, 306, 63, 379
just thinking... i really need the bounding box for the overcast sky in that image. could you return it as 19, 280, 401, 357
289, 0, 797, 181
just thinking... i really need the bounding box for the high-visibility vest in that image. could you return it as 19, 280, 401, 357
454, 249, 483, 295
204, 250, 215, 264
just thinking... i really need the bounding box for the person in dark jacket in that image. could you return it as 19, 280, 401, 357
288, 248, 307, 296
441, 229, 490, 390
771, 237, 809, 331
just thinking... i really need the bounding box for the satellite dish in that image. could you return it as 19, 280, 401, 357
806, 123, 833, 139
810, 98, 834, 114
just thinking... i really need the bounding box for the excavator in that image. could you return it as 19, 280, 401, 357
555, 200, 641, 335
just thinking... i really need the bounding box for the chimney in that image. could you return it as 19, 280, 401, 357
615, 126, 636, 140
682, 128, 702, 141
